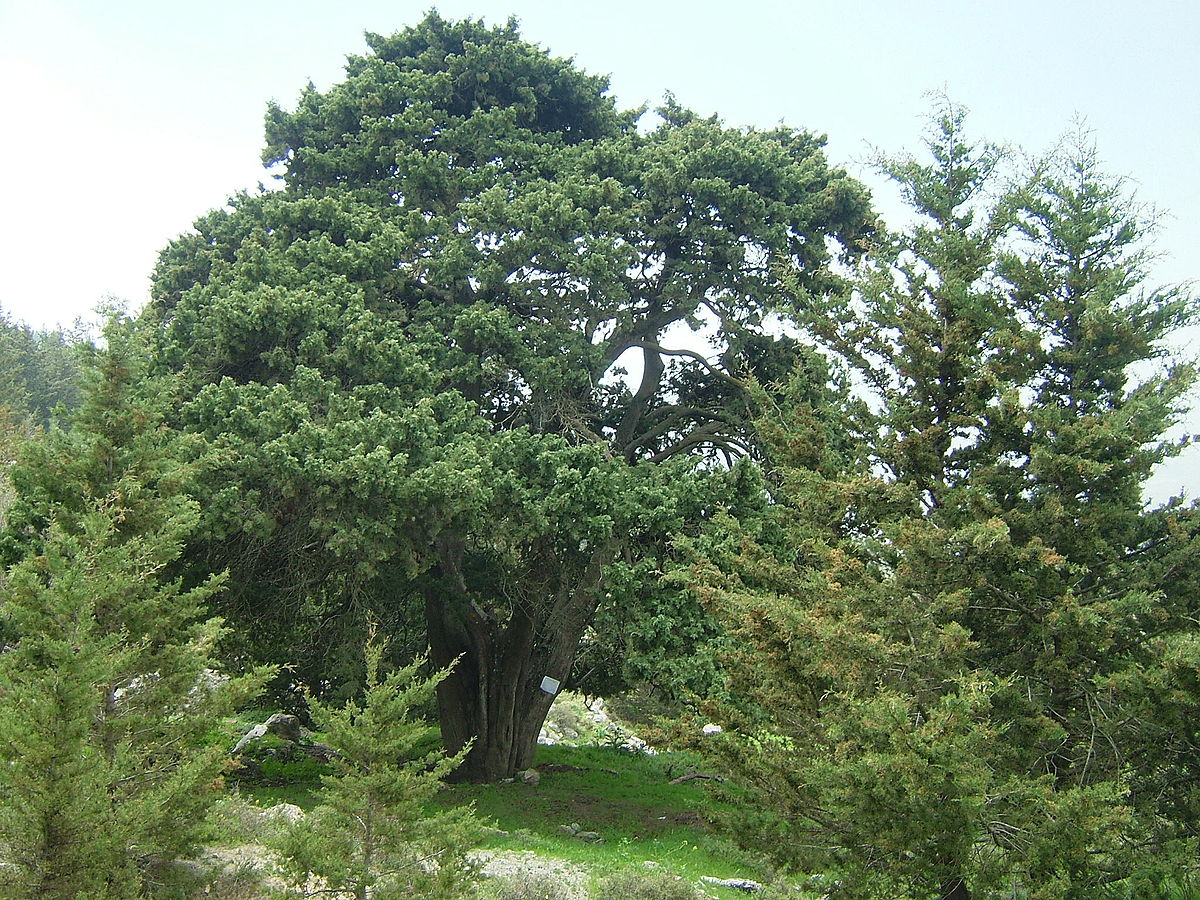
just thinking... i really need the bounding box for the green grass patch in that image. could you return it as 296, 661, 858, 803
235, 782, 324, 811
434, 744, 779, 899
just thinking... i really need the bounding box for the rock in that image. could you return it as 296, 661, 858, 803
575, 830, 603, 843
229, 713, 336, 785
231, 723, 268, 754
472, 850, 591, 900
557, 824, 579, 837
701, 875, 763, 892
232, 713, 308, 755
702, 723, 723, 735
264, 713, 306, 742
304, 741, 338, 762
536, 690, 656, 753
191, 843, 284, 894
518, 768, 541, 786
261, 803, 305, 826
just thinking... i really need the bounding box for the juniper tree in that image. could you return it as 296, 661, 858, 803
692, 106, 1199, 899
143, 12, 874, 781
0, 320, 269, 898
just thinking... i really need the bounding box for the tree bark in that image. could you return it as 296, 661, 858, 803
423, 534, 611, 782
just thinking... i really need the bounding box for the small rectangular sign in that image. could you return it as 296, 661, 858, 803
540, 675, 561, 695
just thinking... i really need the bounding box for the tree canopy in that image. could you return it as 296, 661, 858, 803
140, 12, 876, 781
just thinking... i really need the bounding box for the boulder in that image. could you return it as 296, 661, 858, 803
261, 802, 305, 826
229, 713, 336, 784
231, 723, 268, 755
264, 713, 306, 742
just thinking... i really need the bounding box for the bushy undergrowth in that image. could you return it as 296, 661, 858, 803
482, 871, 579, 900
594, 868, 706, 900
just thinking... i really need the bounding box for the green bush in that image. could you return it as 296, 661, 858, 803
270, 630, 481, 899
251, 751, 329, 786
594, 868, 705, 900
482, 871, 577, 900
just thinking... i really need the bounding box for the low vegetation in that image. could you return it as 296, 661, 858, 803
213, 730, 785, 899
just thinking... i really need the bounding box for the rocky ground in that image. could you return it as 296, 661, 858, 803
188, 833, 596, 899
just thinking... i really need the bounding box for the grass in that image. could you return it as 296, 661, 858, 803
432, 743, 784, 899
234, 782, 323, 810
235, 739, 784, 898
226, 698, 793, 899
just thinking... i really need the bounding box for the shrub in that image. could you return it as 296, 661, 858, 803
270, 627, 482, 899
593, 868, 705, 900
482, 870, 578, 900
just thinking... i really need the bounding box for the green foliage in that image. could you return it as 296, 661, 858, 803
0, 305, 85, 427
1098, 871, 1200, 900
250, 752, 332, 787
0, 405, 34, 531
141, 10, 876, 780
271, 628, 482, 899
0, 305, 86, 532
0, 318, 270, 899
481, 871, 578, 900
594, 868, 706, 900
689, 101, 1199, 899
0, 520, 140, 898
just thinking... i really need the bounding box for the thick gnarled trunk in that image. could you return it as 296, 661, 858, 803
423, 535, 610, 783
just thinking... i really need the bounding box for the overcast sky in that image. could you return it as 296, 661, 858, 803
0, 0, 1196, 500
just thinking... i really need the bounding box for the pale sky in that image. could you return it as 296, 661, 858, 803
0, 0, 1196, 500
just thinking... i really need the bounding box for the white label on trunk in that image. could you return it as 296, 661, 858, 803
540, 676, 561, 695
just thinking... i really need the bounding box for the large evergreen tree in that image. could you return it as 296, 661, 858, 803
691, 106, 1199, 898
142, 12, 874, 781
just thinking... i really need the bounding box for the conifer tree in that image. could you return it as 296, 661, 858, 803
974, 129, 1200, 842
797, 98, 1031, 507
143, 12, 875, 781
272, 627, 481, 899
693, 105, 1199, 899
0, 319, 269, 898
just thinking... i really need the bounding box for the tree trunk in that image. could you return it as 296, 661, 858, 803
423, 535, 610, 783
940, 876, 971, 900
